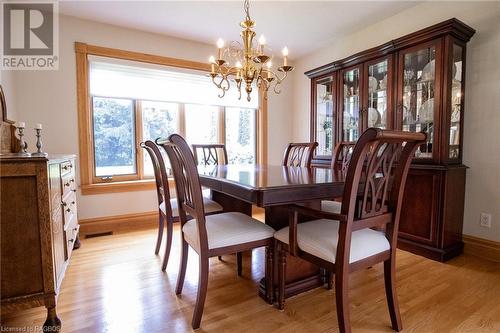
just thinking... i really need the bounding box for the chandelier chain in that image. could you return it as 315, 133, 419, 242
244, 0, 250, 21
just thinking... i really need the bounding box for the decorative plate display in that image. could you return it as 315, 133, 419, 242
420, 60, 435, 82
379, 75, 387, 90
368, 76, 378, 92
418, 98, 434, 123
368, 107, 381, 127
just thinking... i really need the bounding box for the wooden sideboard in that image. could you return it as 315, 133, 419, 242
1, 154, 79, 332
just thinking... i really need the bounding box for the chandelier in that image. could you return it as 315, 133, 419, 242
209, 0, 294, 101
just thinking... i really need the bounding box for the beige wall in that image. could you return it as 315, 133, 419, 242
2, 15, 292, 219
0, 70, 18, 121
291, 1, 500, 242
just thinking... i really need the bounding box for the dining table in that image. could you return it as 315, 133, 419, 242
198, 163, 346, 300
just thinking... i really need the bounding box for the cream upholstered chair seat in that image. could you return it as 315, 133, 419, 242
320, 200, 342, 214
160, 197, 222, 217
274, 218, 390, 263
183, 212, 275, 251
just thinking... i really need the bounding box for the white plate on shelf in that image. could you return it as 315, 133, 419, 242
368, 107, 381, 127
368, 76, 378, 92
418, 98, 434, 123
420, 60, 435, 82
379, 74, 387, 90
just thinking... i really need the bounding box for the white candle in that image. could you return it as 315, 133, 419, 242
258, 35, 266, 55
217, 38, 224, 60
35, 123, 42, 129
16, 122, 25, 128
209, 56, 215, 74
282, 47, 289, 66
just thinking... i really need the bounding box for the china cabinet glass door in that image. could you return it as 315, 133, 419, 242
449, 43, 464, 160
399, 42, 440, 159
314, 75, 335, 157
342, 66, 361, 142
365, 58, 391, 130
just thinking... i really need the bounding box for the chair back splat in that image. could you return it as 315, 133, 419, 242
332, 141, 356, 173
340, 129, 425, 252
192, 144, 228, 166
283, 142, 318, 168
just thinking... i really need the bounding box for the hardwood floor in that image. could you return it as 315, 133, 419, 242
2, 224, 500, 333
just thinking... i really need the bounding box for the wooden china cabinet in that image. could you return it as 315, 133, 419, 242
307, 18, 475, 261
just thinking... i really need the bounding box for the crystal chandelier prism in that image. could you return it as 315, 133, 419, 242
209, 0, 294, 102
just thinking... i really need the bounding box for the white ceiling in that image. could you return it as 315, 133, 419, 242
59, 1, 420, 59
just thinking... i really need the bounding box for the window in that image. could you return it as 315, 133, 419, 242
76, 44, 263, 193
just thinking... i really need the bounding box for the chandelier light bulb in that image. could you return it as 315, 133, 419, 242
217, 38, 225, 49
282, 47, 289, 57
266, 61, 272, 69
235, 61, 242, 68
209, 56, 215, 63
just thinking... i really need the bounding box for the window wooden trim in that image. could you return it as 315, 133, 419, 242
75, 42, 267, 195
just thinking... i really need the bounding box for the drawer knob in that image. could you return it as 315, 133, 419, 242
71, 201, 75, 205
66, 208, 71, 213
61, 201, 67, 206
72, 189, 77, 193
64, 182, 70, 187
70, 179, 75, 183
73, 227, 78, 231
69, 239, 74, 243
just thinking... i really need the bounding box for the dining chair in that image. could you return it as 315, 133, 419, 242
321, 141, 357, 214
282, 142, 318, 168
192, 143, 228, 166
163, 134, 275, 329
141, 140, 223, 271
274, 128, 426, 333
192, 143, 243, 272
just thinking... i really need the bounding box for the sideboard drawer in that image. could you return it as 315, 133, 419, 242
60, 160, 74, 178
62, 191, 77, 229
65, 224, 79, 260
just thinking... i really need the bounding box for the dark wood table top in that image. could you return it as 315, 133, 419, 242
198, 164, 345, 207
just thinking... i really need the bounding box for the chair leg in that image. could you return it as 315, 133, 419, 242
155, 209, 165, 255
175, 237, 189, 295
277, 242, 287, 310
335, 268, 351, 333
237, 252, 243, 277
161, 215, 173, 271
265, 245, 274, 304
327, 271, 334, 290
384, 258, 403, 332
218, 256, 222, 261
192, 256, 209, 329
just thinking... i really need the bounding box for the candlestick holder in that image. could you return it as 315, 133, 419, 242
16, 126, 30, 156
32, 128, 48, 157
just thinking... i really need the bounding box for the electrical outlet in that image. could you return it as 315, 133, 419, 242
480, 213, 492, 228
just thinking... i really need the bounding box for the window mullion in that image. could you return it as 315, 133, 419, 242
135, 99, 144, 180
219, 106, 226, 145
179, 103, 186, 137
